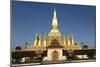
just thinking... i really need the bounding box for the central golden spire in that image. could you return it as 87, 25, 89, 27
51, 9, 59, 32
49, 9, 61, 37
52, 9, 58, 30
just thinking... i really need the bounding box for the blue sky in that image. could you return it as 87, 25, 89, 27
11, 1, 96, 48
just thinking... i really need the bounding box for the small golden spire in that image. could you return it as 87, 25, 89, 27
38, 34, 41, 47
69, 33, 74, 45
33, 33, 39, 47
43, 35, 46, 47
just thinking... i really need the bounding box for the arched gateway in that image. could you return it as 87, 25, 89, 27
52, 51, 59, 61
43, 39, 66, 61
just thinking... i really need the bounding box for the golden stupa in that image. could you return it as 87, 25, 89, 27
26, 9, 81, 51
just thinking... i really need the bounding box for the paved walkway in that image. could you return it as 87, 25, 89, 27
11, 63, 40, 67
11, 59, 96, 67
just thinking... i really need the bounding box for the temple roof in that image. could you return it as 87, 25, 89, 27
48, 39, 63, 48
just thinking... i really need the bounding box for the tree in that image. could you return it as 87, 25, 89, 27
15, 46, 21, 51
81, 42, 88, 49
83, 45, 88, 49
